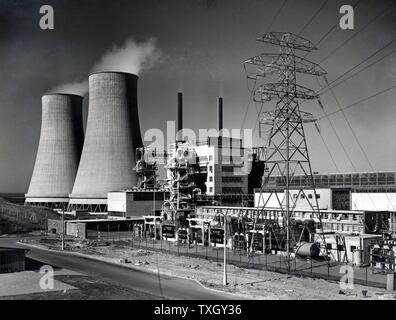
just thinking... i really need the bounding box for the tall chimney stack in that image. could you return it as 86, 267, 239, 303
218, 97, 223, 134
177, 92, 183, 141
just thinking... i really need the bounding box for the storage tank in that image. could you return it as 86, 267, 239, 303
295, 242, 320, 259
69, 72, 142, 212
25, 94, 84, 209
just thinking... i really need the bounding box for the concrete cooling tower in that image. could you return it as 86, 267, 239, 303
25, 94, 84, 209
69, 72, 143, 212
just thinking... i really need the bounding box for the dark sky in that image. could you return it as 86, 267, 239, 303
1, 0, 396, 192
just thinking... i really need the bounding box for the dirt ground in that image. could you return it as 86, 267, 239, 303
25, 238, 396, 300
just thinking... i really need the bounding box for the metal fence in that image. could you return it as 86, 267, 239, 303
90, 230, 391, 289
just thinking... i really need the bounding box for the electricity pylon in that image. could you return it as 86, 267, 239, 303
244, 32, 329, 267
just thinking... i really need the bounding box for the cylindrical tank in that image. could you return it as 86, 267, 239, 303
69, 72, 142, 209
295, 242, 320, 259
25, 94, 84, 207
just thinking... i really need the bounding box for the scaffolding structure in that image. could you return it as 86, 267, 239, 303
134, 147, 160, 190
244, 32, 329, 267
162, 142, 201, 234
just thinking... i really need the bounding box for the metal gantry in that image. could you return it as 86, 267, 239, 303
162, 142, 200, 232
244, 32, 329, 267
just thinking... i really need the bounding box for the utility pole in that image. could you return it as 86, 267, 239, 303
61, 206, 65, 251
223, 214, 229, 286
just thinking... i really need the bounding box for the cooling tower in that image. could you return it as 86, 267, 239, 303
25, 94, 84, 209
69, 72, 142, 212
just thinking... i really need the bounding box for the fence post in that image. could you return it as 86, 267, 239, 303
327, 263, 330, 280
265, 250, 267, 269
365, 266, 368, 286
217, 249, 219, 263
310, 259, 313, 277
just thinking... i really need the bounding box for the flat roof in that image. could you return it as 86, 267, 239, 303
67, 218, 144, 223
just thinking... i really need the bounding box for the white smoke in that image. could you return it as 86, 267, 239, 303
48, 37, 161, 96
48, 80, 88, 96
91, 37, 162, 74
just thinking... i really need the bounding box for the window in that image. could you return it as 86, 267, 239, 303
293, 194, 298, 199
326, 243, 332, 250
308, 194, 313, 199
301, 194, 305, 199
209, 176, 213, 182
350, 245, 357, 252
316, 194, 321, 199
209, 155, 213, 161
209, 187, 213, 193
209, 166, 213, 173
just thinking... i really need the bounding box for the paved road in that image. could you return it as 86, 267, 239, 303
0, 236, 238, 300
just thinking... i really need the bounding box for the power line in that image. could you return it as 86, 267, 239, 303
317, 127, 341, 172
318, 82, 396, 120
324, 86, 394, 211
319, 4, 392, 64
319, 46, 396, 94
298, 0, 330, 36
264, 0, 289, 34
318, 35, 396, 94
303, 0, 363, 58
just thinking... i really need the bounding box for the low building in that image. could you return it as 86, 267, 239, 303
319, 234, 382, 266
65, 217, 144, 239
260, 171, 396, 211
107, 190, 166, 217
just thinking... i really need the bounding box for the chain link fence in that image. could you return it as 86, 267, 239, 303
92, 229, 390, 289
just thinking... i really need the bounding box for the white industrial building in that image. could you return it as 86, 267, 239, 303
107, 190, 166, 218
167, 136, 250, 196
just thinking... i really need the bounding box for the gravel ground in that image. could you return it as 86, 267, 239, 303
25, 238, 396, 300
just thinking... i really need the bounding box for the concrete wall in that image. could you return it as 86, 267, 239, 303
351, 193, 396, 211
254, 189, 332, 210
47, 219, 65, 234
108, 192, 127, 212
66, 222, 87, 239
108, 191, 164, 217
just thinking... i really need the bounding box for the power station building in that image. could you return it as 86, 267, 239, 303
68, 72, 143, 212
25, 94, 84, 209
256, 171, 396, 212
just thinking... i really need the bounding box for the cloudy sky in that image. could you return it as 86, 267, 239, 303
1, 0, 396, 192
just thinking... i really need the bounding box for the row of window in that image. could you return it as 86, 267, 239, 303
292, 193, 320, 199
267, 172, 396, 187
222, 176, 243, 183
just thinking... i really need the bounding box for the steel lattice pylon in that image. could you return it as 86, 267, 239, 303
244, 32, 330, 267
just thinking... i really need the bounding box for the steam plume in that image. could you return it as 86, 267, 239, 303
48, 37, 161, 95
48, 80, 88, 96
91, 37, 161, 74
